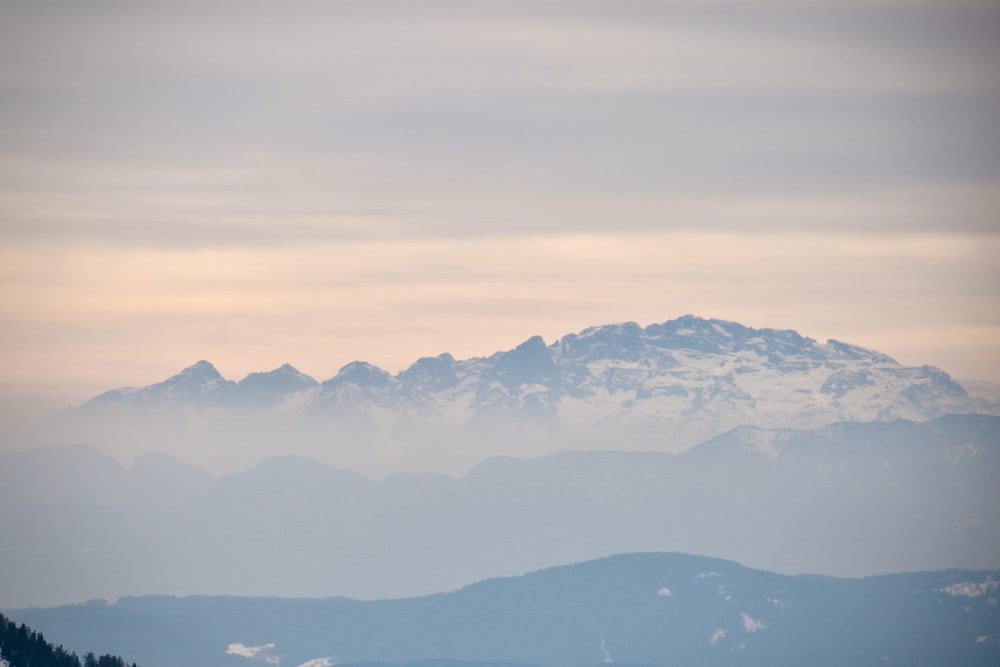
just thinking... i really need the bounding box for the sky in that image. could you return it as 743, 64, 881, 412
1, 0, 999, 416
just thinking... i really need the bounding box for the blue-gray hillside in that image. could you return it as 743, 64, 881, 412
37, 316, 998, 477
6, 553, 999, 667
1, 415, 997, 608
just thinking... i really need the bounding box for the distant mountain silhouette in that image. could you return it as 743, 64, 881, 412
6, 553, 999, 667
3, 415, 997, 607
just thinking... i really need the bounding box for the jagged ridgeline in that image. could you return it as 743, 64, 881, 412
0, 613, 137, 667
38, 315, 1000, 476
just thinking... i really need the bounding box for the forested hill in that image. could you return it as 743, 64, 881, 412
0, 614, 137, 667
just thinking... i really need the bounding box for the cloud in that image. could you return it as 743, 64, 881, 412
0, 0, 998, 398
2, 226, 996, 400
1, 0, 997, 238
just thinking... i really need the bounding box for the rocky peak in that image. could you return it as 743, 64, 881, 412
399, 353, 459, 392
323, 361, 394, 390
557, 322, 644, 362
492, 335, 555, 388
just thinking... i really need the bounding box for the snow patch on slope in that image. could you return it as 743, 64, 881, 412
741, 612, 766, 632
599, 638, 614, 663
227, 642, 280, 664
939, 577, 998, 598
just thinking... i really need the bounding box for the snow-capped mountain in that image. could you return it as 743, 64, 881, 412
86, 360, 318, 410
41, 315, 993, 476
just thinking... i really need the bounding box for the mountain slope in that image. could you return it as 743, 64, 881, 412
6, 553, 999, 667
38, 316, 991, 476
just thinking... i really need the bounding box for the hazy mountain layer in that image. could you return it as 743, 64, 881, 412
3, 414, 997, 608
6, 553, 999, 667
39, 316, 992, 476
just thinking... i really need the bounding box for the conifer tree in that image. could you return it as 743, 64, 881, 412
0, 614, 138, 667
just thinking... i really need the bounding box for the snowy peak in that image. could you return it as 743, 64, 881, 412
492, 335, 556, 388
148, 359, 228, 396
323, 361, 394, 389
645, 314, 753, 354
557, 321, 645, 362
399, 353, 459, 393
90, 360, 235, 407
236, 364, 318, 408
150, 359, 228, 393
238, 363, 316, 386
316, 360, 431, 415
176, 359, 223, 380
548, 316, 895, 370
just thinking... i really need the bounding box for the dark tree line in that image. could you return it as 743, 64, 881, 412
0, 614, 138, 667
82, 654, 131, 667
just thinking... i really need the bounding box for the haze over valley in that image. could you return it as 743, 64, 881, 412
3, 318, 999, 613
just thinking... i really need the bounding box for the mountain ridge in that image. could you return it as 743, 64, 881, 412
38, 315, 992, 477
79, 315, 908, 399
5, 552, 999, 667
3, 414, 997, 608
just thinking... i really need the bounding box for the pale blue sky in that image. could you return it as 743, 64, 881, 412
1, 0, 998, 406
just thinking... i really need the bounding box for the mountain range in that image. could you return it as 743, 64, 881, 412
6, 315, 1000, 663
38, 315, 1000, 476
3, 414, 997, 608
5, 552, 999, 667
